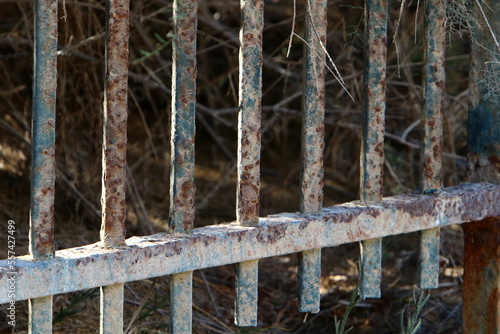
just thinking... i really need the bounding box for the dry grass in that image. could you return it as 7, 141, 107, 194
0, 0, 482, 332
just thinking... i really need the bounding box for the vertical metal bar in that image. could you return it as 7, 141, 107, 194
297, 0, 327, 314
169, 0, 197, 332
101, 0, 130, 247
170, 271, 193, 334
463, 0, 499, 332
358, 0, 388, 300
298, 249, 321, 312
29, 296, 53, 334
100, 284, 124, 334
235, 0, 264, 326
169, 0, 197, 235
235, 260, 259, 327
31, 0, 57, 261
29, 0, 58, 332
417, 0, 446, 290
100, 1, 129, 333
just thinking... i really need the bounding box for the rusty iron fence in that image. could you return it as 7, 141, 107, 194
1, 0, 499, 333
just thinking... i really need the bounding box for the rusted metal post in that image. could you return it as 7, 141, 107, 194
170, 271, 193, 333
100, 284, 124, 334
298, 0, 327, 313
359, 0, 388, 299
29, 296, 53, 334
169, 0, 197, 332
463, 0, 499, 332
101, 0, 130, 248
169, 0, 197, 236
100, 0, 129, 332
29, 0, 58, 332
418, 0, 446, 289
235, 0, 264, 326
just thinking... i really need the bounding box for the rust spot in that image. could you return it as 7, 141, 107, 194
463, 218, 500, 333
298, 221, 309, 230
164, 242, 183, 257
256, 224, 286, 243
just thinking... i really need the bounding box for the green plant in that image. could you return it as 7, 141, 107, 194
400, 291, 430, 334
334, 287, 360, 334
53, 288, 99, 324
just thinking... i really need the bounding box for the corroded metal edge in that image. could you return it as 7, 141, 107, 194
28, 296, 52, 334
170, 271, 193, 333
359, 0, 388, 299
417, 0, 446, 290
1, 183, 498, 303
236, 0, 264, 226
101, 0, 130, 247
100, 283, 124, 334
169, 0, 198, 234
235, 260, 259, 326
30, 0, 58, 259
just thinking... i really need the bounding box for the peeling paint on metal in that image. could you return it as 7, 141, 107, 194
235, 260, 258, 326
101, 0, 130, 247
1, 183, 498, 304
359, 0, 388, 300
418, 0, 446, 290
300, 0, 326, 214
30, 0, 58, 259
297, 0, 327, 313
170, 271, 193, 333
29, 296, 52, 334
298, 248, 321, 313
235, 0, 264, 326
417, 227, 440, 289
169, 0, 197, 235
237, 0, 264, 226
100, 283, 124, 334
420, 0, 445, 191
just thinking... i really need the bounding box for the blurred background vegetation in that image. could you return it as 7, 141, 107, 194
0, 0, 489, 332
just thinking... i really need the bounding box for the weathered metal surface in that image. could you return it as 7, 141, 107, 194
1, 183, 498, 303
359, 238, 381, 299
300, 0, 326, 213
100, 283, 124, 334
417, 227, 440, 288
467, 0, 500, 184
420, 0, 445, 191
29, 296, 52, 334
29, 2, 58, 332
30, 0, 58, 259
463, 218, 500, 333
170, 271, 193, 333
235, 0, 264, 326
359, 0, 388, 299
101, 0, 130, 247
463, 1, 499, 332
236, 0, 264, 226
418, 0, 446, 290
298, 248, 321, 313
235, 260, 259, 326
169, 0, 197, 235
297, 0, 328, 314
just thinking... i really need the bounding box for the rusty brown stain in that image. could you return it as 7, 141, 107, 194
256, 224, 286, 243
101, 0, 130, 247
463, 217, 500, 333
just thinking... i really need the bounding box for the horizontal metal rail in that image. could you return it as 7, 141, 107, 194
0, 182, 498, 304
